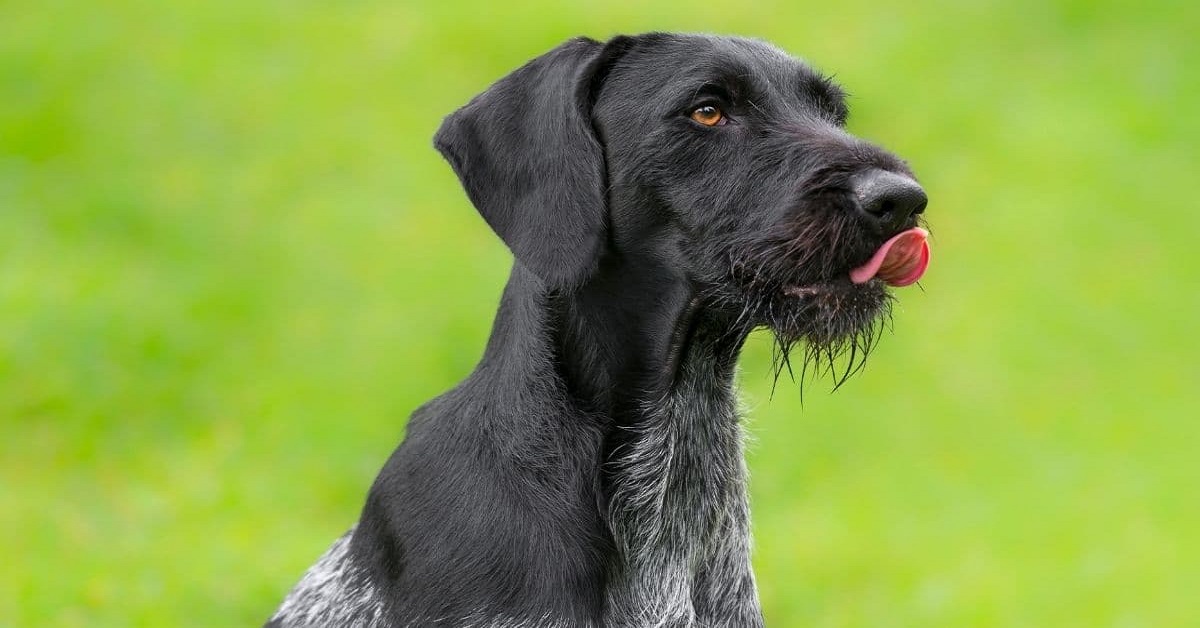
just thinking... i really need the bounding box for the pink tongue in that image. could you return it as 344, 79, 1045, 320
849, 227, 930, 287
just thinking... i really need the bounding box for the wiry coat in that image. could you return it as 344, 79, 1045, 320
268, 32, 925, 627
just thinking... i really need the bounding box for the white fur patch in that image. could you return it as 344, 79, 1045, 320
270, 527, 385, 627
604, 355, 764, 627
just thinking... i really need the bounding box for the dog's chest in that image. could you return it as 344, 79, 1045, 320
603, 369, 762, 626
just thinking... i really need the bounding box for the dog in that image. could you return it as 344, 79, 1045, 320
266, 32, 929, 628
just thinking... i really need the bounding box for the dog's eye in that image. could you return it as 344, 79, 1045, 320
689, 105, 727, 127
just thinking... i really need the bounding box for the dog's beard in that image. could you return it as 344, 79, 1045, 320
701, 197, 897, 392
763, 286, 894, 394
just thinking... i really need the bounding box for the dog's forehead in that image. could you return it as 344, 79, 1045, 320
605, 34, 836, 112
669, 37, 813, 80
696, 36, 811, 77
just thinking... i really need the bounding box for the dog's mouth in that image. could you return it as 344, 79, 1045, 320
849, 227, 930, 287
712, 221, 931, 366
781, 227, 930, 298
747, 225, 929, 381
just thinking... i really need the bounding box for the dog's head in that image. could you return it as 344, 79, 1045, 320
436, 34, 929, 380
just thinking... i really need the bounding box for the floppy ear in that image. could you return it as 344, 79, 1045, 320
435, 37, 620, 289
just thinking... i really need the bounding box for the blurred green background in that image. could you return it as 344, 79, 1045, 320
2, 0, 1198, 626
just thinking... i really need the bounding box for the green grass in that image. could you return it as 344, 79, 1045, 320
2, 0, 1197, 625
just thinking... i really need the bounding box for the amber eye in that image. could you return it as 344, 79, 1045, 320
689, 105, 726, 127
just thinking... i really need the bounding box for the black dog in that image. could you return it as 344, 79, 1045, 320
267, 33, 929, 628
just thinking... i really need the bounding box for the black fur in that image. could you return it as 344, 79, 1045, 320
268, 32, 927, 627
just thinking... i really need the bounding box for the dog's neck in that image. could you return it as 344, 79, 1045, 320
479, 253, 751, 421
553, 254, 748, 417
478, 258, 760, 623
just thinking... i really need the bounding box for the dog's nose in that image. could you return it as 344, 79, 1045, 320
852, 170, 927, 230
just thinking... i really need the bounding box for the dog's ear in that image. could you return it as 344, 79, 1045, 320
435, 37, 625, 289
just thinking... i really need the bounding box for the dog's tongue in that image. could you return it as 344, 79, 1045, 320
849, 227, 930, 287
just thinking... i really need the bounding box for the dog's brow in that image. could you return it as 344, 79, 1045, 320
795, 73, 849, 122
800, 74, 844, 102
681, 61, 757, 102
687, 81, 735, 105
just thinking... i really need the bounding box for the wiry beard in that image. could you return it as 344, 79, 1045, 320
702, 278, 895, 395
766, 293, 894, 396
697, 178, 901, 393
